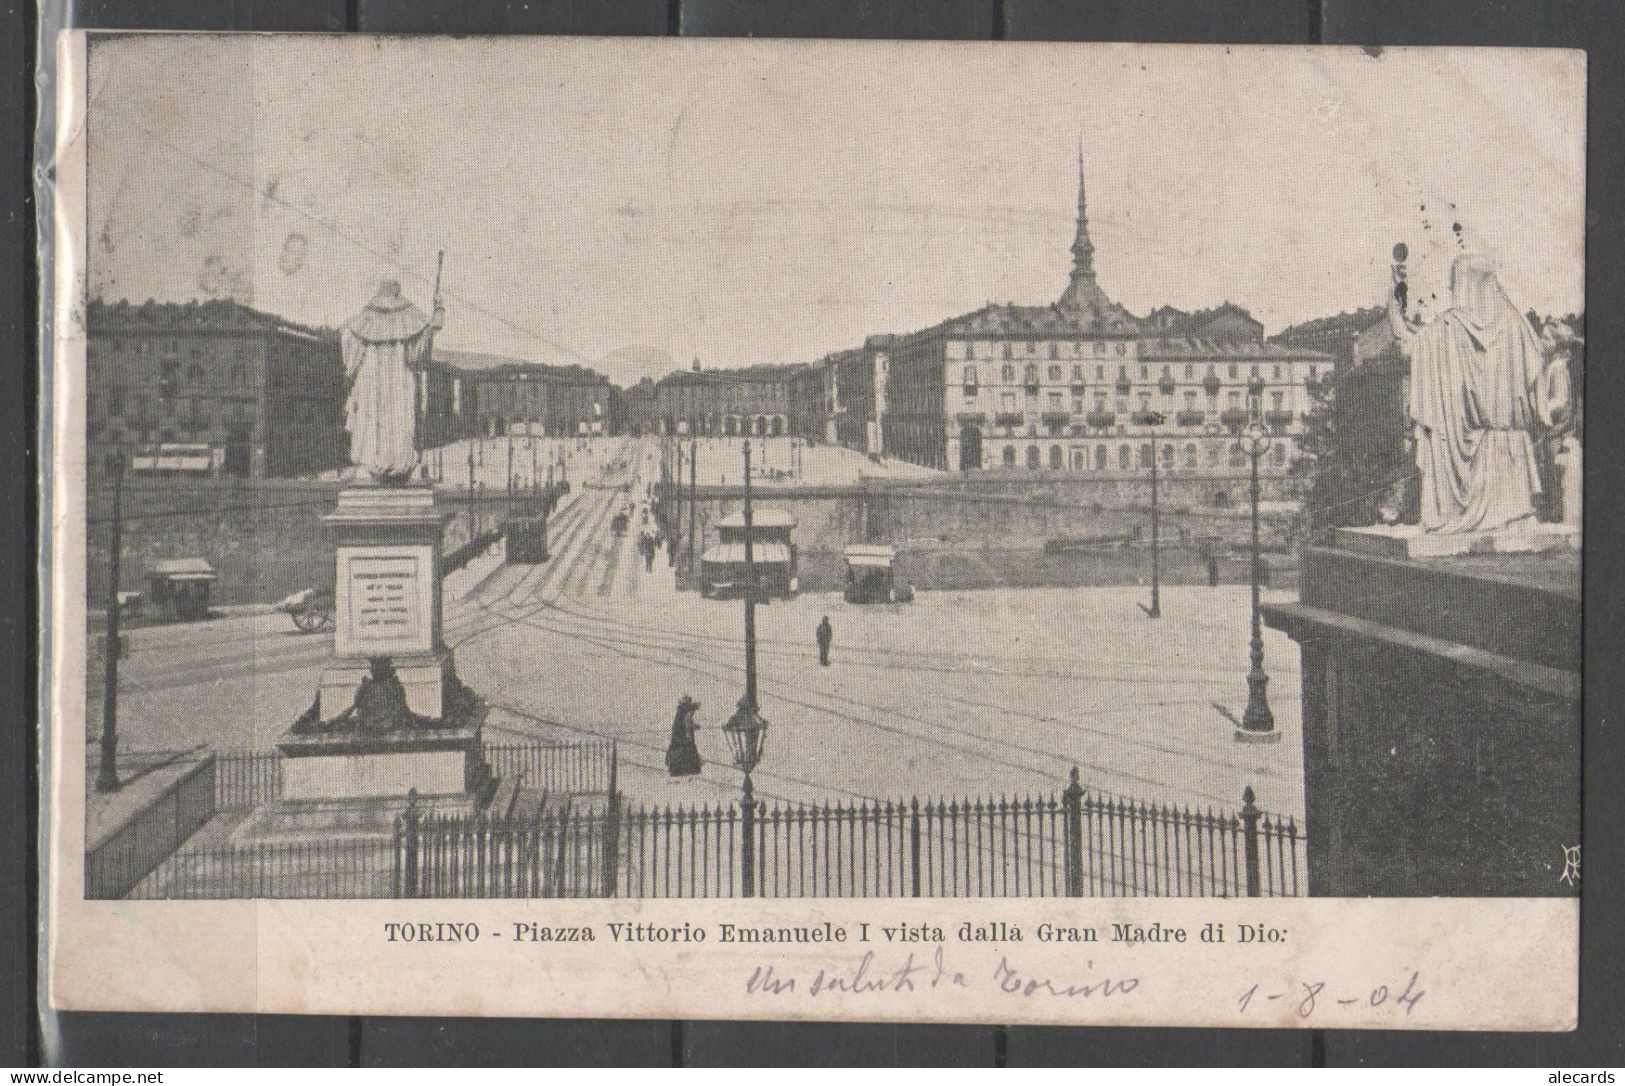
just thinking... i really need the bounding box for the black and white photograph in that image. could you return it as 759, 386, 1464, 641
44, 32, 1584, 1027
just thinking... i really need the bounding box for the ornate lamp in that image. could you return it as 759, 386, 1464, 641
722, 700, 768, 790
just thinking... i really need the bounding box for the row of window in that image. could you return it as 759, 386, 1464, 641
92, 337, 259, 362
984, 441, 1291, 471
91, 360, 256, 388
959, 361, 1316, 386
951, 341, 1134, 361
86, 392, 342, 427
662, 415, 788, 437
981, 388, 1295, 416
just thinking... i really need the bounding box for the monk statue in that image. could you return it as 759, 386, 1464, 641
1387, 250, 1566, 535
341, 273, 444, 483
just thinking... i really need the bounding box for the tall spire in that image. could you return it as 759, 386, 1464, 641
1058, 142, 1107, 315
1071, 139, 1095, 277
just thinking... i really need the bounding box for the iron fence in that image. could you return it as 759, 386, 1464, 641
395, 769, 1303, 900
396, 800, 611, 898
119, 752, 1304, 900
215, 749, 282, 809
483, 739, 615, 796
213, 738, 615, 810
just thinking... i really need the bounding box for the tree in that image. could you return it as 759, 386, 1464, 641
1292, 365, 1411, 543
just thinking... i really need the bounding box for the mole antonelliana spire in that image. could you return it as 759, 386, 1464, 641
1057, 140, 1108, 315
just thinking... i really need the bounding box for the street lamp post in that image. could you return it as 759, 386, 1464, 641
95, 453, 125, 793
670, 437, 683, 567
722, 439, 770, 896
1139, 411, 1166, 619
1236, 409, 1280, 744
687, 430, 698, 573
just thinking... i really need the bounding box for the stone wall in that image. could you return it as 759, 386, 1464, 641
86, 480, 504, 608
675, 475, 1301, 594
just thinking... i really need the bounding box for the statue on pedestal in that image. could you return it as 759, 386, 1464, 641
342, 265, 443, 483
1387, 248, 1568, 535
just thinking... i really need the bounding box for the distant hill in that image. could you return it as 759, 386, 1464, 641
596, 345, 676, 387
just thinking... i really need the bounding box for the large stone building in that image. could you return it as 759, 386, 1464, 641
648, 361, 821, 439
85, 299, 349, 481
829, 157, 1330, 483
437, 349, 619, 438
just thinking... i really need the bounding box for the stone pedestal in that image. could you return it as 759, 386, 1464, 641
1337, 521, 1579, 560
278, 725, 484, 802
278, 483, 487, 807
314, 483, 453, 714
326, 484, 448, 658
1264, 543, 1579, 896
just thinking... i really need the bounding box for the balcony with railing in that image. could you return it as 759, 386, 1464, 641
1086, 409, 1116, 429
1041, 411, 1070, 431
1265, 410, 1296, 434
1219, 408, 1250, 429
1175, 409, 1206, 427
994, 411, 1025, 429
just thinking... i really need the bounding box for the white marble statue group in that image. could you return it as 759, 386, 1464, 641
1387, 249, 1578, 535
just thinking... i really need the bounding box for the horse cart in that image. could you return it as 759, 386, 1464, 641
276, 587, 335, 633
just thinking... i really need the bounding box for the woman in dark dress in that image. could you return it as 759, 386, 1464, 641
665, 695, 703, 778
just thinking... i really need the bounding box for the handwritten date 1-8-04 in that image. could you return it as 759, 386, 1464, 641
1238, 971, 1425, 1020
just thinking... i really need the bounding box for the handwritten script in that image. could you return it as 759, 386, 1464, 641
746, 949, 1139, 1001
1238, 970, 1426, 1020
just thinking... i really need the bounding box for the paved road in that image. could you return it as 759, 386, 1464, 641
97, 435, 1305, 822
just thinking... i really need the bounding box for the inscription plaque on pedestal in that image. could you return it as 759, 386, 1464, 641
334, 546, 436, 659
349, 554, 422, 642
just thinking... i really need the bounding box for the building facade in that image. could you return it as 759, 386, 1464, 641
834, 156, 1331, 483
651, 362, 820, 439
85, 299, 348, 481
437, 350, 619, 438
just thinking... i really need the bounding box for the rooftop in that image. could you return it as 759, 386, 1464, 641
86, 298, 335, 342
434, 348, 611, 384
701, 541, 793, 564
655, 362, 814, 388
1270, 306, 1385, 345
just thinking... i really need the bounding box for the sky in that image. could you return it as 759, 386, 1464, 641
84, 36, 1585, 385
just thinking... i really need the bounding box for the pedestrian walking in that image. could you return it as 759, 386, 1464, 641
815, 615, 833, 666
1207, 554, 1220, 588
665, 695, 703, 778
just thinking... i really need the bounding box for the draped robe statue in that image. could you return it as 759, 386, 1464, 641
1387, 253, 1557, 534
342, 280, 443, 482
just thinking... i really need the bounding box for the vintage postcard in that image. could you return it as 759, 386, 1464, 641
44, 33, 1583, 1029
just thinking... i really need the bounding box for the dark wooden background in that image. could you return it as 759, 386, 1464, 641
4, 0, 1621, 1066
